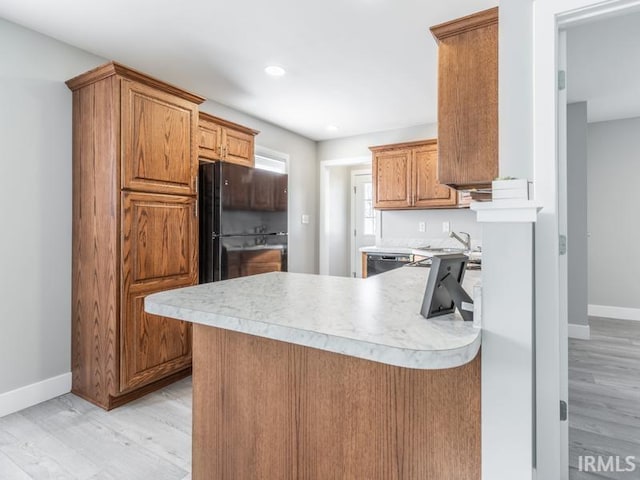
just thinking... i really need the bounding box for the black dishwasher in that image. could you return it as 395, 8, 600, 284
366, 253, 412, 277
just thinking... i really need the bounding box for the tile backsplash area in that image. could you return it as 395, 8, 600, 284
379, 208, 481, 249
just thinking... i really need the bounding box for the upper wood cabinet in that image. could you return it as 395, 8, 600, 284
370, 139, 458, 210
66, 61, 204, 410
431, 7, 499, 190
198, 112, 259, 168
413, 144, 457, 207
121, 80, 198, 195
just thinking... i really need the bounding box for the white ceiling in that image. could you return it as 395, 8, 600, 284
568, 10, 640, 124
0, 0, 497, 141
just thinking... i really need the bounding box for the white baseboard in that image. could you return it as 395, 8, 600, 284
568, 323, 591, 340
0, 372, 71, 418
588, 304, 640, 322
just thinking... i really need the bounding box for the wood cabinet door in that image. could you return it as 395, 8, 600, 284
373, 149, 412, 209
436, 19, 498, 189
413, 145, 457, 208
198, 118, 222, 161
121, 79, 198, 195
120, 285, 192, 392
251, 170, 275, 211
121, 191, 197, 391
223, 128, 255, 168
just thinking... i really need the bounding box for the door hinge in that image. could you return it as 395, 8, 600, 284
559, 235, 567, 255
353, 186, 357, 194
354, 229, 357, 237
560, 400, 568, 421
558, 70, 566, 91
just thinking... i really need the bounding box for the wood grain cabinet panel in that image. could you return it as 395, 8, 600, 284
372, 149, 412, 209
120, 285, 192, 392
370, 140, 457, 210
122, 192, 197, 286
121, 79, 198, 195
413, 144, 456, 207
198, 112, 258, 167
66, 62, 204, 409
224, 128, 254, 167
431, 7, 499, 189
193, 326, 480, 480
198, 117, 222, 160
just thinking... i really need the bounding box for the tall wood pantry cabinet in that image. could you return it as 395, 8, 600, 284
66, 62, 205, 409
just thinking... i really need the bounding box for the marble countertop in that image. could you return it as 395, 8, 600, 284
146, 267, 481, 370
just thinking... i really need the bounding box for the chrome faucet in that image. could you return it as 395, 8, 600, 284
449, 231, 471, 251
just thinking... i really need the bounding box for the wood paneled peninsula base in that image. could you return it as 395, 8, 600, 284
146, 268, 482, 479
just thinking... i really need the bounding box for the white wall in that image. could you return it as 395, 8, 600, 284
567, 102, 589, 327
317, 123, 437, 162
483, 1, 537, 478
0, 19, 318, 404
381, 209, 481, 248
200, 100, 318, 275
587, 116, 640, 309
499, 0, 533, 181
0, 18, 105, 397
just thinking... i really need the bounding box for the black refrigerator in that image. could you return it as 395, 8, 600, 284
199, 162, 288, 283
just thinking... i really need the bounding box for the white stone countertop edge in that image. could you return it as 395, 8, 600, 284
145, 299, 481, 370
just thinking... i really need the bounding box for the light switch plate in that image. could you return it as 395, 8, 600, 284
301, 214, 310, 224
442, 221, 450, 233
418, 222, 426, 233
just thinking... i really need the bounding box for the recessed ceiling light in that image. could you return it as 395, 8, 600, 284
265, 65, 286, 77
326, 125, 339, 132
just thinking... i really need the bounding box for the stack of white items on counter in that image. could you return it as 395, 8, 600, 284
491, 178, 531, 202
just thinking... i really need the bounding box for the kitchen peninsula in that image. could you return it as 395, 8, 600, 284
146, 267, 481, 479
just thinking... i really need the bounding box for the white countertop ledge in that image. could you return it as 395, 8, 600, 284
145, 268, 481, 370
471, 199, 543, 223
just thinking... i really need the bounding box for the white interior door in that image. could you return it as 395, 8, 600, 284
351, 173, 375, 277
558, 29, 570, 479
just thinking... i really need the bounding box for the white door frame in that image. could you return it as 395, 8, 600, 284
557, 30, 569, 478
533, 1, 640, 478
319, 157, 370, 276
350, 169, 378, 278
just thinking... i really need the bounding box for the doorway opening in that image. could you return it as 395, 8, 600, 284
318, 157, 371, 277
351, 170, 376, 277
558, 6, 640, 479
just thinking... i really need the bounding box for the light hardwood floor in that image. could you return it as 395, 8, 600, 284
0, 378, 192, 479
569, 317, 640, 480
2, 317, 638, 479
